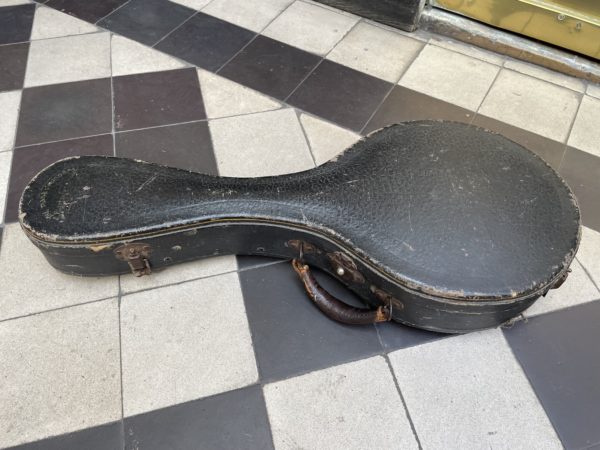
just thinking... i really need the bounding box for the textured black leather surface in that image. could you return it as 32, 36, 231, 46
21, 121, 580, 301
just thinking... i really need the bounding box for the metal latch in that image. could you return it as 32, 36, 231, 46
114, 243, 152, 277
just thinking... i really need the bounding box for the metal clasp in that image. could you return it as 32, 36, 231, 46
114, 243, 152, 277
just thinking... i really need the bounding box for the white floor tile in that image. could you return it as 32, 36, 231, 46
120, 254, 238, 294
202, 0, 294, 33
567, 95, 600, 157
120, 272, 258, 416
504, 58, 586, 93
263, 0, 358, 56
30, 5, 99, 40
587, 82, 600, 99
264, 356, 419, 449
0, 151, 12, 221
0, 224, 118, 321
0, 90, 21, 153
0, 299, 121, 448
388, 329, 562, 450
24, 32, 111, 87
299, 113, 359, 165
577, 226, 600, 287
479, 69, 581, 142
210, 108, 314, 177
524, 259, 600, 317
327, 21, 423, 82
197, 69, 281, 119
111, 34, 187, 77
399, 44, 499, 110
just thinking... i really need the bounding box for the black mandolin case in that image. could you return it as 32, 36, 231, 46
19, 121, 580, 333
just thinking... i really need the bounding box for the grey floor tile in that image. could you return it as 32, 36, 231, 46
0, 151, 12, 223
0, 42, 29, 92
327, 21, 423, 82
115, 121, 217, 174
504, 300, 600, 449
111, 34, 188, 77
98, 0, 195, 46
364, 85, 474, 134
567, 95, 600, 158
264, 356, 418, 449
389, 329, 562, 449
399, 44, 499, 110
5, 133, 113, 222
263, 0, 358, 56
218, 35, 321, 101
479, 69, 581, 143
504, 58, 586, 93
472, 113, 567, 169
120, 273, 258, 416
0, 223, 119, 321
0, 3, 35, 44
559, 147, 600, 233
578, 226, 600, 287
299, 113, 359, 165
0, 90, 21, 153
30, 5, 99, 40
197, 68, 281, 119
236, 255, 285, 271
45, 0, 129, 23
0, 299, 121, 448
24, 32, 111, 87
239, 261, 382, 382
287, 59, 392, 132
15, 77, 112, 147
376, 320, 447, 352
202, 0, 293, 33
8, 421, 123, 450
210, 108, 313, 177
124, 386, 274, 450
155, 12, 255, 72
113, 68, 205, 131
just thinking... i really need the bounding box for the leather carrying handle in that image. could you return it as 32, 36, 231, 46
292, 259, 391, 325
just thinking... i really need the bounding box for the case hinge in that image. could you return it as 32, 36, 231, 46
114, 243, 152, 277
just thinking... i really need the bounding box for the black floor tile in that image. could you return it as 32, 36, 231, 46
113, 68, 205, 131
472, 114, 567, 170
0, 42, 29, 92
115, 121, 217, 174
8, 421, 123, 450
239, 262, 382, 382
5, 134, 113, 222
559, 147, 600, 233
364, 85, 475, 134
124, 385, 274, 450
504, 300, 600, 449
0, 3, 35, 45
15, 78, 112, 147
219, 35, 321, 101
45, 0, 129, 23
97, 0, 195, 46
155, 12, 255, 72
287, 59, 392, 132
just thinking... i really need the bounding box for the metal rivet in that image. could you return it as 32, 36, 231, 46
336, 267, 345, 276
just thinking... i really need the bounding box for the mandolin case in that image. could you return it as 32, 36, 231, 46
18, 121, 580, 333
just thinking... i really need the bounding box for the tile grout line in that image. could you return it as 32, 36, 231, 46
557, 92, 584, 171
575, 256, 600, 294
469, 65, 504, 126
295, 109, 318, 167
151, 10, 199, 49
383, 353, 424, 450
282, 57, 324, 103
0, 293, 117, 324
93, 0, 133, 25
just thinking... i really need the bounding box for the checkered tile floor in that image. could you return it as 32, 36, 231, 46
1, 0, 600, 449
